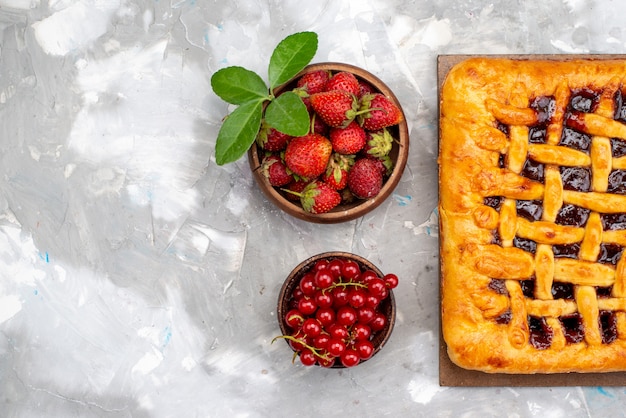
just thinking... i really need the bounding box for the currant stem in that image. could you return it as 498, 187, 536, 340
323, 280, 367, 292
271, 335, 333, 362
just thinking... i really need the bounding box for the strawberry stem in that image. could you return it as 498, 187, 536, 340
281, 188, 302, 198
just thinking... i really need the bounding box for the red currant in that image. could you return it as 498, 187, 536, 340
383, 273, 399, 289
348, 288, 367, 308
354, 340, 375, 360
328, 323, 349, 340
336, 306, 357, 327
314, 269, 334, 289
352, 323, 372, 341
370, 312, 387, 332
315, 307, 336, 327
285, 309, 304, 328
298, 297, 317, 315
314, 290, 333, 309
313, 259, 330, 272
327, 258, 344, 280
313, 334, 330, 350
318, 353, 335, 368
326, 339, 346, 357
340, 348, 360, 367
302, 318, 322, 337
367, 277, 388, 299
364, 294, 381, 309
300, 349, 317, 366
299, 273, 317, 296
331, 287, 350, 308
360, 269, 379, 284
357, 306, 375, 324
341, 260, 361, 281
289, 330, 308, 351
291, 287, 304, 301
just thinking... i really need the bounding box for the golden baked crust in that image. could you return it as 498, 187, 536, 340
439, 57, 626, 373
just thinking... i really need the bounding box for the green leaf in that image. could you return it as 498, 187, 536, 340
268, 32, 318, 89
264, 91, 310, 137
211, 66, 269, 105
215, 100, 264, 165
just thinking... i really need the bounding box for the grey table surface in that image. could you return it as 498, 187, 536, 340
2, 0, 626, 416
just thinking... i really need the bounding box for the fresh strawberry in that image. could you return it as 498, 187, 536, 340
357, 93, 404, 131
367, 154, 394, 177
311, 113, 329, 136
283, 179, 309, 201
329, 121, 366, 155
297, 70, 331, 95
347, 158, 384, 199
298, 180, 341, 214
358, 80, 376, 98
256, 122, 292, 151
322, 167, 348, 191
361, 128, 394, 158
322, 153, 354, 190
341, 187, 356, 204
310, 90, 358, 128
260, 154, 292, 187
284, 133, 332, 180
294, 70, 330, 112
326, 71, 360, 95
370, 155, 393, 176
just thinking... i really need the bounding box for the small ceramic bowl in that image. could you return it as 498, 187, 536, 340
276, 251, 396, 368
248, 62, 409, 223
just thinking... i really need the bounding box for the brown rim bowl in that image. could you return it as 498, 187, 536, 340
248, 62, 409, 223
277, 251, 396, 368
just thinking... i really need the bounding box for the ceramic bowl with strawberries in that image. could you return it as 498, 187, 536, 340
249, 63, 409, 224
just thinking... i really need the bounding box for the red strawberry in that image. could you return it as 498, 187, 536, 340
322, 153, 354, 190
358, 93, 404, 131
260, 154, 292, 187
358, 80, 376, 98
284, 133, 332, 180
341, 188, 356, 204
297, 70, 331, 95
283, 179, 309, 201
310, 90, 358, 128
329, 121, 366, 155
361, 128, 394, 158
347, 158, 384, 199
322, 166, 348, 191
367, 154, 394, 177
294, 70, 330, 112
326, 71, 360, 95
311, 113, 329, 136
298, 180, 341, 214
256, 122, 292, 152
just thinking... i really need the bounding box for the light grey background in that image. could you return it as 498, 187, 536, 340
1, 0, 625, 416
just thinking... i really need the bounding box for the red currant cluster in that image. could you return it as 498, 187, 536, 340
275, 256, 398, 368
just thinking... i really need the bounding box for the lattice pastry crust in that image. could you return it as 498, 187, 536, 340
439, 57, 626, 373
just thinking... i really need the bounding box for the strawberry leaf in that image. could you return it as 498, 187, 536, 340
211, 66, 269, 105
215, 100, 264, 165
211, 31, 319, 165
264, 91, 309, 136
268, 32, 318, 89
